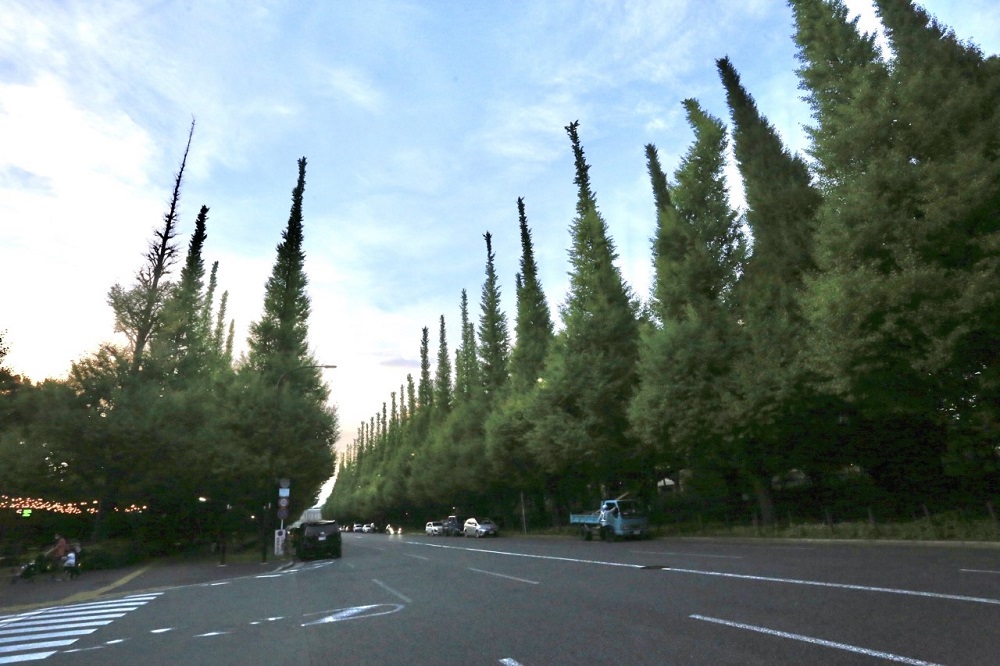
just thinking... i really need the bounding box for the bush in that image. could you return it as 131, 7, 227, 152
79, 540, 146, 570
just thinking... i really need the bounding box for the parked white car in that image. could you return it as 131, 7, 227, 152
425, 521, 445, 536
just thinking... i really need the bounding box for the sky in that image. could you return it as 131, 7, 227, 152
2, 1, 998, 503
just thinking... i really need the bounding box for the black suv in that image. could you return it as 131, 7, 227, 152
296, 521, 343, 560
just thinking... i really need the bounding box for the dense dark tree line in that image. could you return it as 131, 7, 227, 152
0, 128, 338, 552
328, 0, 1000, 529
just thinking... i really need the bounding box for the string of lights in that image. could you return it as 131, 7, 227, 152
0, 495, 147, 515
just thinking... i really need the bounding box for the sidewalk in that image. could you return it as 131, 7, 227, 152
1, 556, 296, 614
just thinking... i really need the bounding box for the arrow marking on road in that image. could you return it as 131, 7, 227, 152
301, 604, 404, 626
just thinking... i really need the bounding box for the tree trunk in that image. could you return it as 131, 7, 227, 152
751, 475, 775, 527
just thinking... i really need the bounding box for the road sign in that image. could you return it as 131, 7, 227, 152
278, 497, 289, 508
278, 487, 290, 498
277, 507, 289, 520
279, 477, 291, 489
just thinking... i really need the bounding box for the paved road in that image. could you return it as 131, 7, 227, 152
2, 535, 999, 664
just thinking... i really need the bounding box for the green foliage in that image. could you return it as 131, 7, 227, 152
434, 315, 453, 418
631, 102, 743, 490
478, 232, 510, 401
507, 198, 553, 394
13, 3, 998, 544
525, 122, 641, 496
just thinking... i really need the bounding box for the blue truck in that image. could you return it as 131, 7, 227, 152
569, 498, 649, 541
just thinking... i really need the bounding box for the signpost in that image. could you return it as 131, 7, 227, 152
274, 528, 286, 556
276, 478, 290, 556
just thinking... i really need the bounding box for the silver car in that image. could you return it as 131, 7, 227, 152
425, 521, 444, 536
463, 517, 498, 537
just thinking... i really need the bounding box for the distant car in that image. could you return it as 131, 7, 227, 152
353, 523, 363, 532
463, 517, 498, 538
296, 521, 342, 560
442, 515, 463, 536
425, 521, 444, 536
362, 522, 379, 533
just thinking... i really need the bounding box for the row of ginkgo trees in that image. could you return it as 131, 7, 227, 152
327, 0, 1000, 529
0, 128, 338, 552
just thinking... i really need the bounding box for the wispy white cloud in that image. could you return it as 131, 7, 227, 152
477, 93, 579, 163
320, 66, 384, 112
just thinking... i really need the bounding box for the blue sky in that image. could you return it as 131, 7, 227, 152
2, 0, 998, 480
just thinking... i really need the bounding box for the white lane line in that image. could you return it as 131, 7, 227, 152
404, 553, 430, 561
631, 550, 742, 560
663, 567, 1000, 606
960, 569, 1000, 575
413, 542, 644, 569
409, 540, 1000, 606
371, 579, 413, 604
468, 568, 539, 585
499, 658, 525, 665
690, 615, 942, 666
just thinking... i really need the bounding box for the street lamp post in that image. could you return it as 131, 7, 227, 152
261, 363, 337, 562
276, 364, 337, 390
198, 496, 232, 565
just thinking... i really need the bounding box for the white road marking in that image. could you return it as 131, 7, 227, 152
413, 541, 644, 569
960, 569, 1000, 574
662, 566, 1000, 605
149, 628, 173, 634
690, 615, 943, 665
409, 540, 1000, 606
631, 550, 742, 559
404, 553, 430, 561
301, 604, 404, 626
372, 579, 413, 604
0, 640, 76, 654
0, 630, 95, 645
0, 652, 56, 664
249, 617, 284, 625
0, 592, 161, 661
499, 658, 525, 665
0, 621, 112, 634
1, 616, 120, 627
468, 568, 539, 585
194, 632, 229, 637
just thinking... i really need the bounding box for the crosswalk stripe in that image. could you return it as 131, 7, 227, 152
4, 614, 126, 627
0, 621, 113, 635
0, 592, 161, 662
0, 641, 77, 654
0, 651, 58, 664
0, 630, 95, 645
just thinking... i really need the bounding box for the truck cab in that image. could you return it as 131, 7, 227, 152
570, 498, 649, 540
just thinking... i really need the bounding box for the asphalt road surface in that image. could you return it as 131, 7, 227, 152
2, 534, 999, 665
